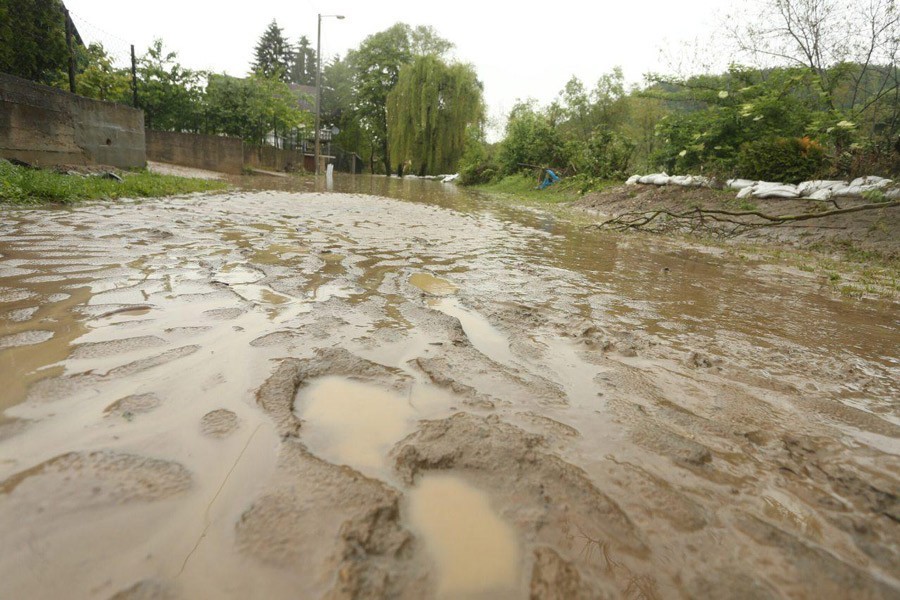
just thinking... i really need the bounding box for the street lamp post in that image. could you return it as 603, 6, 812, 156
315, 13, 344, 176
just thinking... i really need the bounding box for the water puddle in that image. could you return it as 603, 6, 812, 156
295, 377, 416, 474
429, 298, 516, 367
408, 474, 521, 598
410, 273, 457, 296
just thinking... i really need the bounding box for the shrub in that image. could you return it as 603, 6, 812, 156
736, 136, 828, 183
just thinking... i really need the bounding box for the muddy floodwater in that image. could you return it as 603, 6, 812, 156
1, 175, 898, 599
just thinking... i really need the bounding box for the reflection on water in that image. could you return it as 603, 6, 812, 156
408, 474, 521, 598
429, 297, 516, 368
409, 273, 457, 296
295, 377, 416, 474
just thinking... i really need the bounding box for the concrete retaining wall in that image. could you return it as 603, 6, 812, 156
243, 145, 309, 172
0, 73, 145, 169
146, 130, 243, 175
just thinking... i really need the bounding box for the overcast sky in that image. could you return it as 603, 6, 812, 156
66, 0, 741, 135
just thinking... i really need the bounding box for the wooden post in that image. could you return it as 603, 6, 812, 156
64, 9, 76, 94
131, 45, 138, 108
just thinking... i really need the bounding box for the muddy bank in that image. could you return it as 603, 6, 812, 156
1, 178, 898, 598
574, 184, 900, 260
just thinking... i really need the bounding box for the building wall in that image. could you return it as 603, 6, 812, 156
145, 130, 243, 175
0, 73, 145, 169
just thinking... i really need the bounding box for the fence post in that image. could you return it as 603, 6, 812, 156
131, 45, 138, 108
64, 9, 76, 94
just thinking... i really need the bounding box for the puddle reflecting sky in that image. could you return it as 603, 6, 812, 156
408, 474, 521, 598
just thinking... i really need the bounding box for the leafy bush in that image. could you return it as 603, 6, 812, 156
497, 102, 569, 175
457, 132, 500, 185
569, 130, 635, 179
736, 137, 827, 183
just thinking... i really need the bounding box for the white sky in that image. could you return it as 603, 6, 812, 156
65, 0, 741, 136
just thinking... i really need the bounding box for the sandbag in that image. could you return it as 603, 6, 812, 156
797, 180, 847, 196
850, 176, 892, 188
884, 188, 900, 200
727, 178, 755, 190
808, 188, 834, 201
753, 184, 799, 199
669, 175, 694, 186
639, 172, 669, 185
736, 186, 756, 199
832, 185, 863, 197
674, 175, 710, 187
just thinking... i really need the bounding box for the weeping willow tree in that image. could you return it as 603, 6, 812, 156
387, 56, 484, 175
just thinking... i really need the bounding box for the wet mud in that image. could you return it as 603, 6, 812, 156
1, 176, 898, 599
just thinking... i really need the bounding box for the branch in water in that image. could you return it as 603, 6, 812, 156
591, 201, 899, 234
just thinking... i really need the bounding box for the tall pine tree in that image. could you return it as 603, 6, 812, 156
251, 20, 292, 82
289, 36, 316, 86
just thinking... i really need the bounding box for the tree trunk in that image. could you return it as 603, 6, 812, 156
381, 138, 391, 175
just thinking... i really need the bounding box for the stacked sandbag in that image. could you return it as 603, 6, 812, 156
831, 176, 893, 198
726, 179, 755, 190
638, 173, 671, 185
737, 181, 801, 199
625, 173, 895, 200
626, 173, 711, 187
753, 183, 800, 199
669, 175, 711, 187
733, 176, 894, 201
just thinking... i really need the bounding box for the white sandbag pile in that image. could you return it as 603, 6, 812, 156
637, 173, 672, 185
745, 181, 801, 199
740, 176, 895, 200
627, 173, 711, 187
669, 175, 711, 187
726, 179, 755, 190
627, 173, 896, 200
753, 175, 898, 200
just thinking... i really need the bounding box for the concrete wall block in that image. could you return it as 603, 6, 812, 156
0, 73, 146, 169
145, 130, 243, 175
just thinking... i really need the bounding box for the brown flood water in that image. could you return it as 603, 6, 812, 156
0, 174, 898, 599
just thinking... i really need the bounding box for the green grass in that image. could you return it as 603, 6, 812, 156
0, 161, 228, 205
472, 173, 617, 204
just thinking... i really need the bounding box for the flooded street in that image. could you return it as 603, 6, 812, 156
1, 175, 898, 599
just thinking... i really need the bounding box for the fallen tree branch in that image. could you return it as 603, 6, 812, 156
591, 201, 899, 235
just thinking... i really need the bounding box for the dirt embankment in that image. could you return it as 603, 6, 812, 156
575, 185, 900, 261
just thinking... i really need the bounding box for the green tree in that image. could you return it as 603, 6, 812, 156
649, 67, 819, 174
322, 55, 375, 163
497, 101, 569, 174
349, 23, 452, 174
138, 39, 204, 131
75, 43, 131, 103
387, 56, 484, 175
0, 0, 68, 85
204, 73, 310, 146
251, 20, 293, 82
732, 0, 899, 163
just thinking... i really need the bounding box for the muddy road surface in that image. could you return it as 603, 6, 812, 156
1, 176, 898, 599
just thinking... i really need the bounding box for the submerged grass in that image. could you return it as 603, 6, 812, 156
0, 162, 228, 205
472, 173, 617, 204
